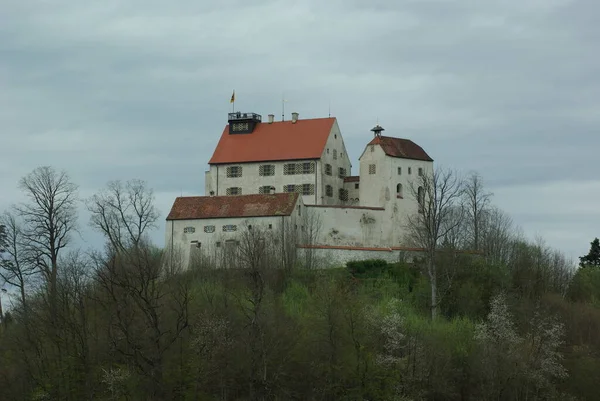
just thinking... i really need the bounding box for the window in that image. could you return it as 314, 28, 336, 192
284, 162, 315, 175
339, 188, 349, 201
370, 145, 374, 152
325, 164, 332, 176
302, 162, 315, 174
418, 186, 425, 213
248, 225, 252, 230
284, 163, 297, 175
297, 205, 301, 216
327, 148, 330, 154
354, 183, 359, 189
232, 122, 249, 132
334, 134, 337, 139
226, 187, 241, 195
259, 186, 273, 194
398, 167, 402, 175
259, 164, 275, 176
268, 224, 273, 229
203, 225, 215, 233
396, 183, 403, 198
226, 166, 242, 178
190, 240, 201, 248
418, 167, 423, 176
333, 149, 337, 160
369, 164, 376, 174
216, 241, 221, 247
284, 184, 297, 193
338, 167, 347, 178
341, 152, 343, 158
408, 167, 412, 175
223, 224, 237, 232
325, 185, 333, 197
183, 226, 195, 234
302, 183, 315, 195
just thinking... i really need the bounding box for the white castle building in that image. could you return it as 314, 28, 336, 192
165, 111, 433, 268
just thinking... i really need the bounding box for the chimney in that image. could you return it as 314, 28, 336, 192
268, 114, 274, 124
291, 112, 299, 123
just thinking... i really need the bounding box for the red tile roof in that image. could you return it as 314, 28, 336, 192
166, 193, 299, 220
209, 117, 336, 164
343, 176, 360, 183
368, 136, 433, 161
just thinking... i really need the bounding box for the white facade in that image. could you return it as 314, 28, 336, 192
358, 144, 434, 209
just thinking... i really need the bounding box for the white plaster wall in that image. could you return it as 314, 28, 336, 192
205, 160, 321, 205
165, 213, 305, 269
306, 206, 387, 247
297, 247, 407, 268
343, 180, 360, 205
358, 143, 433, 212
319, 120, 352, 206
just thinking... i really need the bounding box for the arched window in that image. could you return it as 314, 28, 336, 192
417, 186, 425, 213
396, 183, 403, 198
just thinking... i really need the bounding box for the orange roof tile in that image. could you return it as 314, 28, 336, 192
167, 193, 299, 220
368, 136, 433, 161
209, 117, 335, 164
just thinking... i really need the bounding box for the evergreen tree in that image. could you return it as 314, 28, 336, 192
579, 237, 600, 268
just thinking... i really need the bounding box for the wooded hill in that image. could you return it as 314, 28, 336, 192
1, 166, 599, 401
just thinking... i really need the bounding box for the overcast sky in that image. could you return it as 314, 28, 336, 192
1, 0, 598, 262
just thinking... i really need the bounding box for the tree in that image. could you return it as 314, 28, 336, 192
299, 207, 324, 269
0, 212, 36, 308
462, 172, 492, 251
0, 224, 6, 254
86, 179, 159, 253
87, 179, 187, 399
14, 166, 78, 318
579, 237, 600, 268
405, 167, 464, 320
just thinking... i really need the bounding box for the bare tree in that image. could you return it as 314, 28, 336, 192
14, 166, 78, 317
480, 206, 518, 266
0, 212, 37, 308
404, 167, 464, 320
86, 179, 159, 253
88, 179, 187, 398
463, 172, 492, 251
299, 207, 323, 269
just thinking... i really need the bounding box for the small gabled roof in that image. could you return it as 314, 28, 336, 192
166, 193, 300, 220
367, 136, 433, 162
208, 117, 336, 164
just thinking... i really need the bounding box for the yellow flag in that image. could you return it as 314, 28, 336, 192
230, 90, 235, 103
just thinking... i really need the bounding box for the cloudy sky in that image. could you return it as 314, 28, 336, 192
1, 0, 598, 261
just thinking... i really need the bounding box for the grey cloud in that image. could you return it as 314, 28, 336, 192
1, 0, 598, 260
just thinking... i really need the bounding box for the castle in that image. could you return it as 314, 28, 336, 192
165, 111, 433, 268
